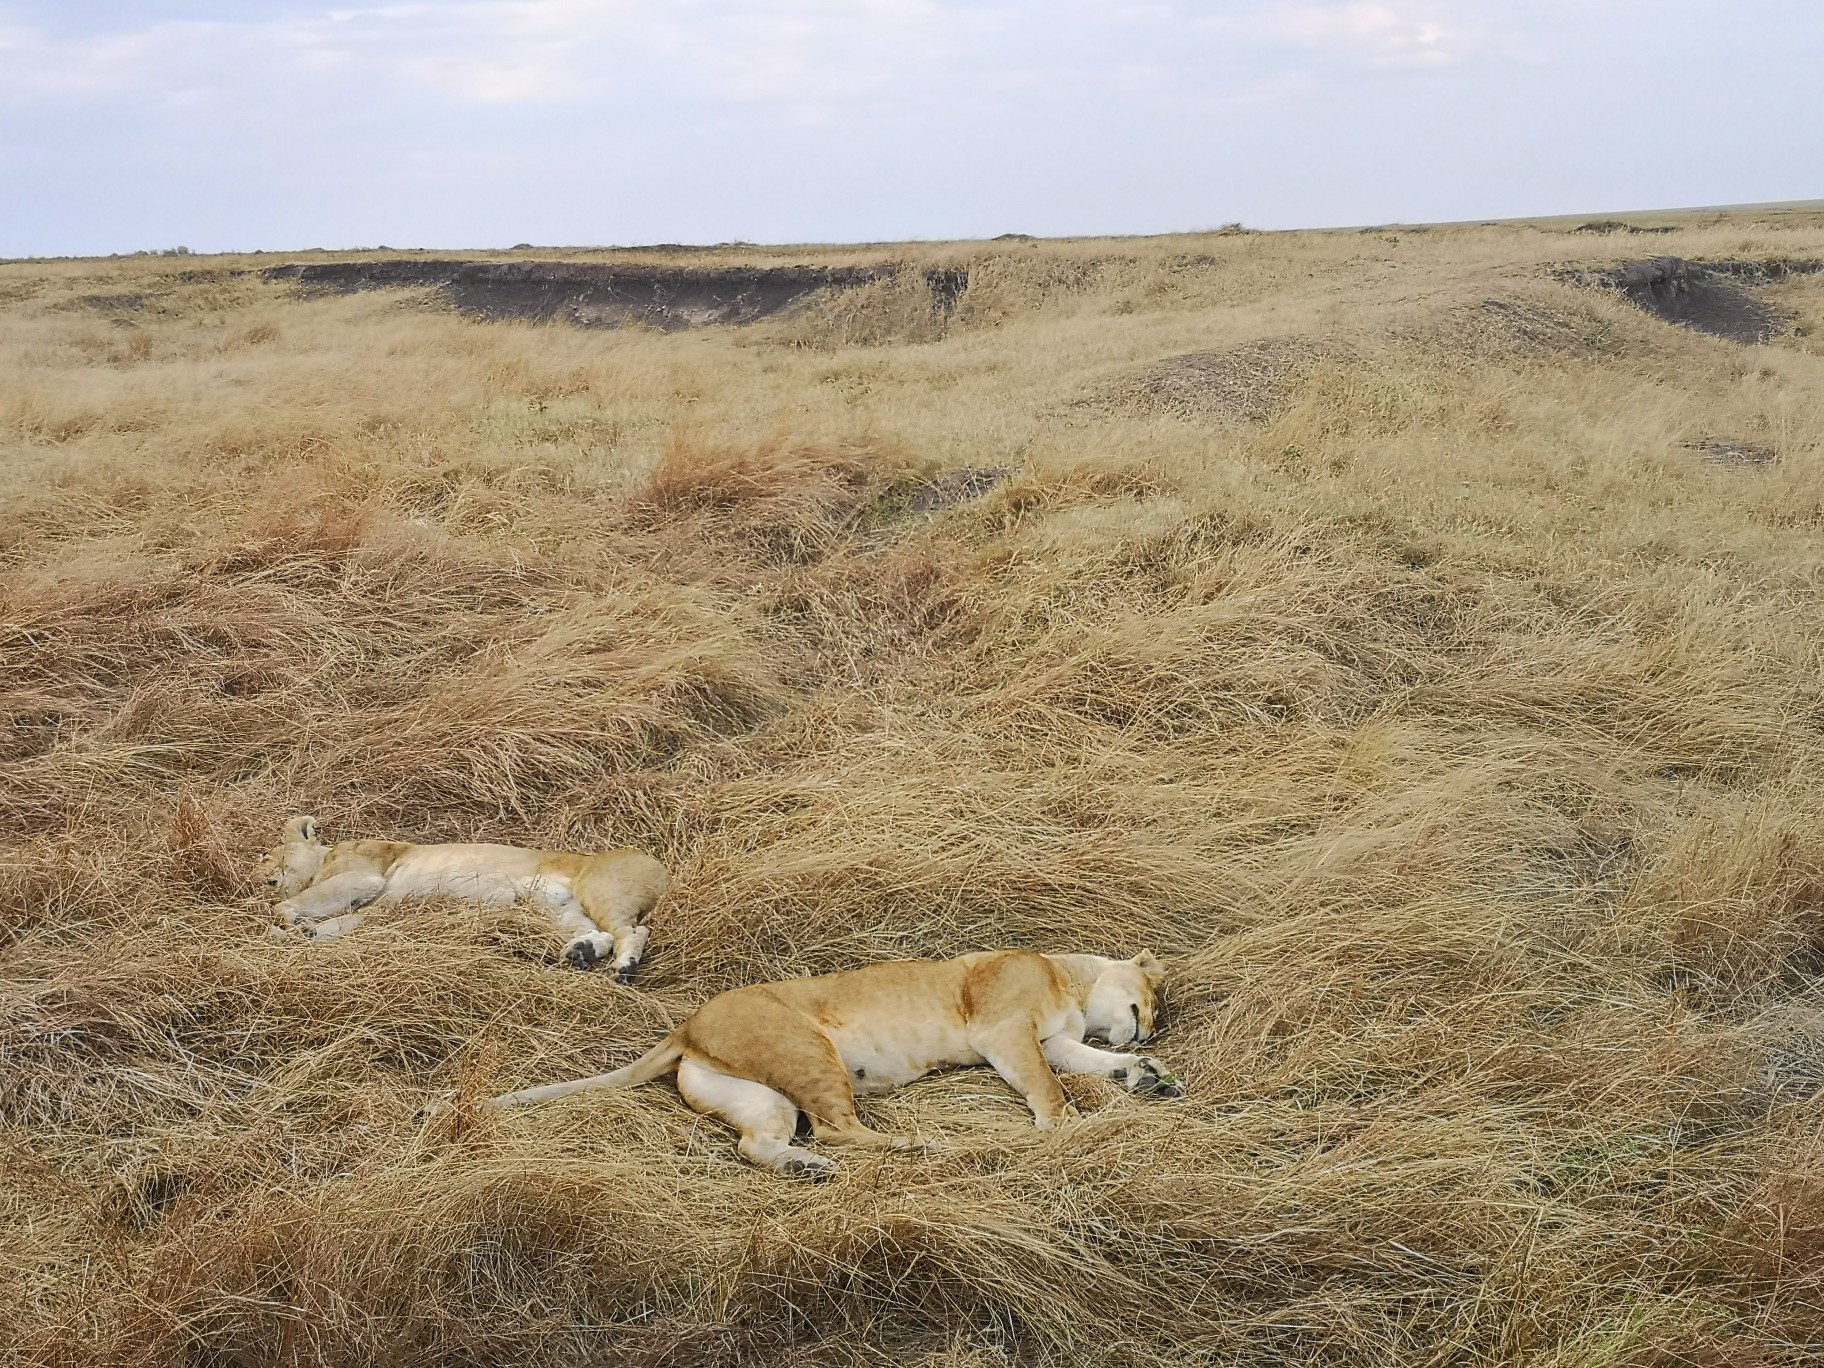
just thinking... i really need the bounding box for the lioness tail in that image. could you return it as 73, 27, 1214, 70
487, 1031, 685, 1108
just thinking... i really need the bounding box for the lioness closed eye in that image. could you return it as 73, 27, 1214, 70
487, 950, 1183, 1178
258, 816, 669, 982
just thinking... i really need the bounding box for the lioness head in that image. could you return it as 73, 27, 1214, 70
259, 815, 327, 895
1085, 951, 1166, 1047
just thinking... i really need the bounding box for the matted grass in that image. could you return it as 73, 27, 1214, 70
4, 211, 1824, 1366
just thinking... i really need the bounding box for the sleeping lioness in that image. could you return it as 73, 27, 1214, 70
260, 816, 669, 981
489, 949, 1183, 1177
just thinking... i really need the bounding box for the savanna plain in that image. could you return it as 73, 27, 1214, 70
5, 213, 1824, 1367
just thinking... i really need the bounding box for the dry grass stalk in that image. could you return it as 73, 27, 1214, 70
4, 210, 1824, 1365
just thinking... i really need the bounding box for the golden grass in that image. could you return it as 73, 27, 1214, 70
5, 210, 1824, 1365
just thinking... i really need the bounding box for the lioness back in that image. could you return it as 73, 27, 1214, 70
688, 952, 1076, 1094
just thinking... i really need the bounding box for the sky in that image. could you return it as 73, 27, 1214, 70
2, 1, 1819, 256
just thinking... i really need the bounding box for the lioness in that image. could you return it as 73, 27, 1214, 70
260, 816, 669, 981
489, 950, 1182, 1177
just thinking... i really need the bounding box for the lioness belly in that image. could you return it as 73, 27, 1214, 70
826, 1024, 979, 1094
380, 846, 556, 905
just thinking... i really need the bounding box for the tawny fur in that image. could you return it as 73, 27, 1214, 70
488, 949, 1181, 1177
259, 815, 669, 981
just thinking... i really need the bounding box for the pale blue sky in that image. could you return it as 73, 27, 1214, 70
3, 1, 1819, 256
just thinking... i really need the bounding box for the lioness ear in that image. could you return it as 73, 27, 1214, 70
285, 815, 321, 844
1133, 950, 1165, 985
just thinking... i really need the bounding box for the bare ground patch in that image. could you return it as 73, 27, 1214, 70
902, 465, 1014, 514
264, 259, 892, 330
1566, 257, 1824, 344
1684, 438, 1779, 467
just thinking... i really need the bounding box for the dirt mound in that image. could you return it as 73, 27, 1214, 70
1569, 257, 1824, 344
264, 259, 887, 330
78, 292, 153, 313
1124, 336, 1347, 423
1422, 296, 1624, 361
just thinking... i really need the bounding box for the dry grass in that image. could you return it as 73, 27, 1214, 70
5, 210, 1824, 1366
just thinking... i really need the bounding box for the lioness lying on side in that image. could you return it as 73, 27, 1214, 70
489, 949, 1182, 1177
260, 816, 669, 981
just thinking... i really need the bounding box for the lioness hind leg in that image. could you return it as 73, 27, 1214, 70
677, 1059, 834, 1180
572, 882, 656, 984
1042, 1036, 1184, 1099
552, 888, 649, 981
547, 896, 616, 972
609, 924, 650, 985
687, 994, 915, 1155
756, 1044, 908, 1152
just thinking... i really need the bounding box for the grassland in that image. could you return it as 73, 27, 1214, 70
4, 211, 1824, 1367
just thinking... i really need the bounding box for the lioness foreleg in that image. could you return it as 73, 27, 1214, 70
276, 870, 386, 929
973, 1023, 1076, 1128
304, 910, 369, 943
676, 1059, 834, 1180
1043, 1036, 1184, 1098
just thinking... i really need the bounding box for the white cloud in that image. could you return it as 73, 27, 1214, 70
7, 0, 1818, 258
1204, 0, 1486, 68
0, 0, 1039, 123
0, 2, 627, 106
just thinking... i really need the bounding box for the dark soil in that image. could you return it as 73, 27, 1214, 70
1572, 221, 1676, 236
79, 292, 152, 313
263, 259, 889, 330
925, 267, 970, 317
1569, 257, 1824, 344
1683, 438, 1778, 467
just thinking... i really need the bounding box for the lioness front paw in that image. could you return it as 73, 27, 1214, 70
1034, 1102, 1080, 1130
780, 1154, 837, 1181
613, 964, 638, 986
1128, 1058, 1184, 1099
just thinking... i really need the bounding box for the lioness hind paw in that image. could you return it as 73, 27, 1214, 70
415, 1090, 459, 1125
780, 1155, 836, 1181
563, 941, 604, 971
613, 965, 637, 986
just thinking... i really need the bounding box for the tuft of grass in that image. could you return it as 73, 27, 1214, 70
4, 214, 1824, 1365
